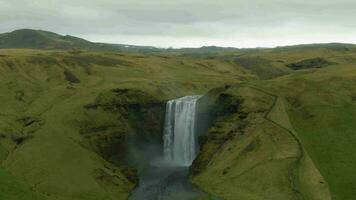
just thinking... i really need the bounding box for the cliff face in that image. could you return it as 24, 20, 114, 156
79, 88, 166, 183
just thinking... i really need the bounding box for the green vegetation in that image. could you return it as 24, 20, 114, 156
0, 29, 356, 200
0, 45, 248, 199
190, 44, 356, 200
191, 85, 307, 200
257, 64, 356, 200
0, 168, 47, 200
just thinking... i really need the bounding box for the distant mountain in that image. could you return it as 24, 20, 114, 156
165, 46, 247, 55
0, 29, 160, 52
1, 29, 356, 54
274, 43, 356, 52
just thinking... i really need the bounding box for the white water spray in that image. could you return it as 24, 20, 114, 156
163, 95, 201, 166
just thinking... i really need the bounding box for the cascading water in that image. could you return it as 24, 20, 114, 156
163, 95, 201, 166
130, 95, 207, 200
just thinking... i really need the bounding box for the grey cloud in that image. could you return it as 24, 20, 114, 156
0, 0, 356, 47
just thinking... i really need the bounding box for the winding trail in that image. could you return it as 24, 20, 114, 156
197, 84, 306, 200
249, 85, 305, 200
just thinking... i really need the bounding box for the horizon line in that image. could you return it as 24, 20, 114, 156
2, 28, 356, 50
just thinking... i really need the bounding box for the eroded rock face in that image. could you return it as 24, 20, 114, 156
286, 57, 332, 70
79, 88, 166, 184
190, 85, 247, 176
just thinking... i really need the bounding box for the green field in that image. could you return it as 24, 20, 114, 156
0, 29, 356, 200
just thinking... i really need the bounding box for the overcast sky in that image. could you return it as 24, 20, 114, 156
1, 0, 356, 48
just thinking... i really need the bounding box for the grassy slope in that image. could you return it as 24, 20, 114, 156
0, 168, 48, 200
191, 85, 301, 200
191, 46, 356, 200
257, 63, 356, 200
268, 97, 331, 200
0, 49, 249, 200
0, 43, 356, 200
0, 29, 96, 50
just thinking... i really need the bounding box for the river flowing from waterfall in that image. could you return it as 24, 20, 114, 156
129, 95, 210, 200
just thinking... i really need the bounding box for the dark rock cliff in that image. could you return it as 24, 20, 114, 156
79, 88, 166, 185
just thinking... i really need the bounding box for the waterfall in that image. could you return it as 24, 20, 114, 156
163, 95, 201, 166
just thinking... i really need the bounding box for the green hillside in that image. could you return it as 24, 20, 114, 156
0, 29, 160, 52
0, 47, 250, 200
0, 29, 356, 200
191, 49, 356, 200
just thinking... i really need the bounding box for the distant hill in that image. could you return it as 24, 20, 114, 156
0, 29, 160, 52
1, 29, 356, 54
273, 43, 356, 52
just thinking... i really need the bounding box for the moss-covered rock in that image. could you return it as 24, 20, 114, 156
79, 88, 166, 186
